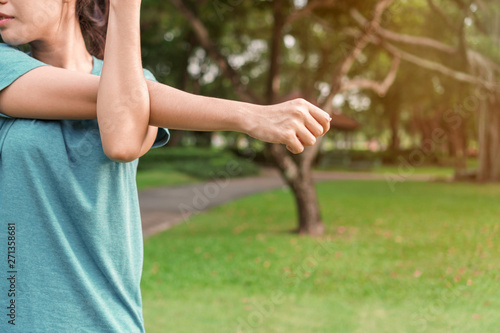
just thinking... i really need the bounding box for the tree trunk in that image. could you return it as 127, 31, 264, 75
266, 143, 325, 235
451, 84, 469, 177
489, 97, 500, 180
290, 171, 324, 235
264, 0, 325, 235
477, 97, 490, 181
452, 128, 467, 172
389, 113, 400, 153
169, 0, 396, 235
477, 95, 500, 181
383, 89, 401, 153
448, 118, 467, 174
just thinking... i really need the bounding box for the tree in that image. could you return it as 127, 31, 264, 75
165, 0, 399, 235
140, 0, 498, 236
350, 0, 499, 180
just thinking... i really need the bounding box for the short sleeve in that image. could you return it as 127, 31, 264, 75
142, 68, 171, 149
0, 43, 52, 118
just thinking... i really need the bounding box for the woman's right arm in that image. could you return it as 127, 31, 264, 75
0, 65, 331, 154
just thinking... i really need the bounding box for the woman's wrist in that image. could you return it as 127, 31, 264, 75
109, 0, 142, 12
108, 2, 142, 23
228, 101, 262, 135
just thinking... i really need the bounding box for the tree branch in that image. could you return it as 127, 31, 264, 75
427, 0, 460, 32
339, 55, 401, 97
285, 0, 337, 26
322, 0, 394, 112
266, 142, 300, 185
264, 0, 301, 186
301, 0, 394, 167
169, 0, 264, 104
383, 42, 497, 89
351, 8, 457, 54
350, 7, 499, 89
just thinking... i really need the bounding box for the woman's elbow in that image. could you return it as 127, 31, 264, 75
103, 145, 141, 163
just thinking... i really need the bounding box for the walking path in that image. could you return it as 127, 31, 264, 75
139, 168, 434, 238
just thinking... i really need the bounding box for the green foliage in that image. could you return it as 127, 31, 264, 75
136, 167, 201, 190
138, 0, 498, 159
317, 150, 382, 170
316, 148, 459, 170
138, 146, 260, 180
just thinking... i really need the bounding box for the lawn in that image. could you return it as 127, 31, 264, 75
316, 155, 479, 180
141, 180, 500, 333
316, 164, 465, 179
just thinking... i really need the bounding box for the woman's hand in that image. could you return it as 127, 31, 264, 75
244, 98, 332, 154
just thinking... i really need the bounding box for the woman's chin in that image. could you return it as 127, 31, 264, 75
0, 33, 27, 47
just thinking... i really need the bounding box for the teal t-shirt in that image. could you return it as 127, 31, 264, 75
0, 43, 170, 332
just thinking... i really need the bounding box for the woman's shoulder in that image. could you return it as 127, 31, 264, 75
0, 42, 48, 69
0, 43, 34, 60
0, 42, 27, 53
0, 42, 18, 55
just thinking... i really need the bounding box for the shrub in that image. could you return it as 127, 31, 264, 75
138, 147, 260, 179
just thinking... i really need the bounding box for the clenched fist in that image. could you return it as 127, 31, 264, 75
244, 98, 332, 154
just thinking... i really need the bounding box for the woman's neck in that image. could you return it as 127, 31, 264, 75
28, 18, 93, 74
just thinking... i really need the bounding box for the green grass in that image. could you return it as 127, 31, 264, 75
315, 164, 455, 178
371, 165, 455, 177
141, 180, 500, 332
374, 158, 480, 178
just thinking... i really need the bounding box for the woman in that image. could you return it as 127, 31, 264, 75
0, 0, 331, 331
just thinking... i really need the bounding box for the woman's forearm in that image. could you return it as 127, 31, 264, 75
146, 79, 253, 133
97, 1, 150, 161
135, 79, 330, 153
0, 65, 331, 154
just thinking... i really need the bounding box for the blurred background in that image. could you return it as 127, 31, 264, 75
138, 0, 498, 181
135, 1, 500, 332
2, 0, 495, 331
2, 0, 500, 331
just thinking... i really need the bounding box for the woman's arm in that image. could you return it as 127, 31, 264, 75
146, 81, 329, 155
96, 0, 152, 162
0, 66, 331, 157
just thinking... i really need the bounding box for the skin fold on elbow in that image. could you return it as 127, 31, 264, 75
102, 125, 157, 163
98, 103, 152, 163
103, 145, 141, 163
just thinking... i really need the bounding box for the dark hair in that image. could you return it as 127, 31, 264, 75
76, 0, 110, 59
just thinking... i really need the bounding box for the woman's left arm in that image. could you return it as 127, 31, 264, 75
96, 0, 154, 163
